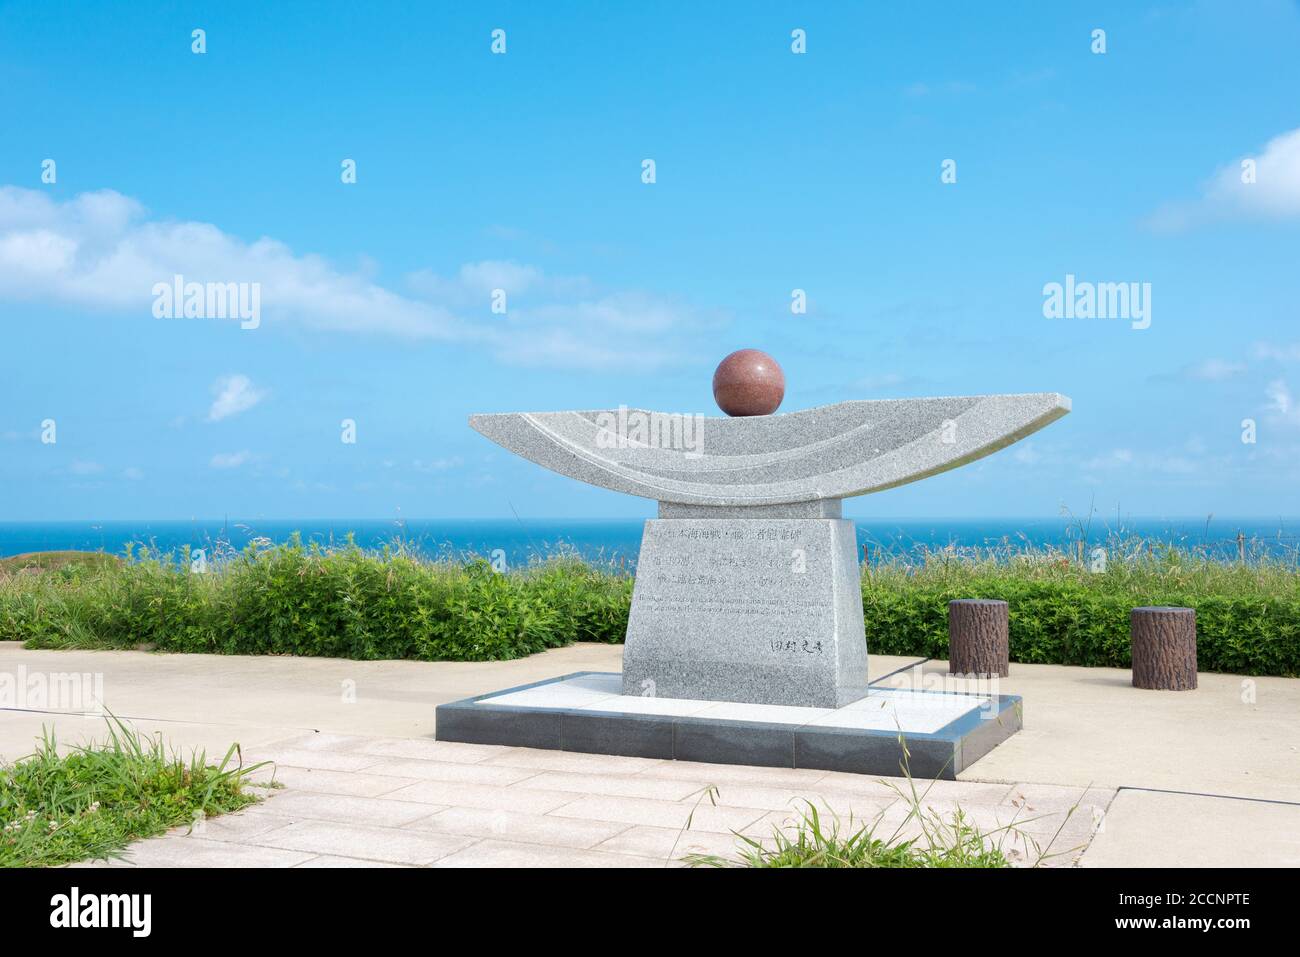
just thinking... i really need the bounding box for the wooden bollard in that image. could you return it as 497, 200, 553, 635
948, 599, 1009, 677
1131, 606, 1197, 690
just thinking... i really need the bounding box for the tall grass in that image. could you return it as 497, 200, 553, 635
1, 535, 1297, 674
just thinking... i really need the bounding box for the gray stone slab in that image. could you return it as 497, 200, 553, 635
673, 718, 795, 768
434, 700, 562, 750
436, 673, 1023, 778
622, 517, 868, 707
560, 710, 675, 759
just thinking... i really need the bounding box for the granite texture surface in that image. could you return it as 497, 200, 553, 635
468, 393, 1070, 507
621, 517, 868, 707
712, 348, 785, 417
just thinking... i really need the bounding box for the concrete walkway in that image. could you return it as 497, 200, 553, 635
73, 732, 1111, 868
3, 641, 1297, 867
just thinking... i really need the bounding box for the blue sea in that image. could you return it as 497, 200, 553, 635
2, 517, 1298, 567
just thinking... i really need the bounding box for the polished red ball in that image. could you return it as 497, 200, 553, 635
712, 349, 785, 417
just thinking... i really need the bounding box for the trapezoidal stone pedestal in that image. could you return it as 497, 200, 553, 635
621, 506, 868, 708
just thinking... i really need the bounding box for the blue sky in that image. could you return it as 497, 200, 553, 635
2, 0, 1299, 521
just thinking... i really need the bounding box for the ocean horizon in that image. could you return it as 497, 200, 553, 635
3, 516, 1299, 566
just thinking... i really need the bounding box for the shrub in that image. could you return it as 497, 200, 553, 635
1, 540, 1297, 675
0, 541, 632, 662
862, 549, 1300, 676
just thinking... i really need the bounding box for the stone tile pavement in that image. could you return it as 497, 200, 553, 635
9, 642, 1297, 867
74, 731, 1115, 868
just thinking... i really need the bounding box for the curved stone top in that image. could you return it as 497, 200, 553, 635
469, 392, 1070, 507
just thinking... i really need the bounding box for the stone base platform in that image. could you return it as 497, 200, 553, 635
436, 672, 1022, 779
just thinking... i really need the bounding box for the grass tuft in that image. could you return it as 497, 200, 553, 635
0, 716, 266, 867
685, 737, 1088, 868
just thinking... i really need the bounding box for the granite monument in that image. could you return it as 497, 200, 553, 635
437, 353, 1069, 775
467, 350, 1070, 708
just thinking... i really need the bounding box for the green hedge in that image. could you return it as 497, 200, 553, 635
0, 541, 631, 662
2, 542, 1298, 676
862, 556, 1300, 676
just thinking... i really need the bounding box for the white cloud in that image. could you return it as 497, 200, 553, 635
902, 79, 975, 97
0, 187, 470, 339
852, 372, 917, 392
1184, 358, 1247, 381
408, 261, 552, 302
69, 460, 103, 475
1082, 446, 1205, 476
1266, 378, 1293, 416
122, 467, 145, 480
493, 292, 720, 370
0, 186, 705, 369
1083, 448, 1135, 471
412, 456, 464, 473
1012, 443, 1042, 465
1255, 341, 1300, 362
207, 373, 266, 422
210, 450, 253, 469
1148, 127, 1300, 229
1262, 378, 1300, 429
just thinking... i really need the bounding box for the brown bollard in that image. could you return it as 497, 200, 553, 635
1131, 606, 1198, 690
948, 599, 1010, 678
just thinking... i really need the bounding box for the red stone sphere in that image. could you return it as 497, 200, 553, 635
712, 349, 785, 417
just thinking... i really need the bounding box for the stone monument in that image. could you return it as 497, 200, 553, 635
437, 351, 1071, 776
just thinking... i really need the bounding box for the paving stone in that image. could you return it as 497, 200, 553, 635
251, 820, 477, 865
865, 799, 1092, 867
64, 859, 131, 868
426, 838, 650, 868
592, 825, 754, 863
258, 791, 446, 827
548, 794, 769, 834
255, 765, 423, 797
482, 747, 667, 775
514, 770, 710, 802
635, 759, 830, 789
294, 855, 412, 868
1000, 783, 1116, 815
116, 836, 316, 868
412, 806, 631, 848
1080, 790, 1300, 868
361, 756, 541, 786
349, 738, 503, 763
258, 732, 373, 753
382, 779, 581, 814
183, 809, 297, 843
817, 771, 1017, 805
246, 747, 387, 772
707, 783, 893, 817
741, 806, 885, 840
